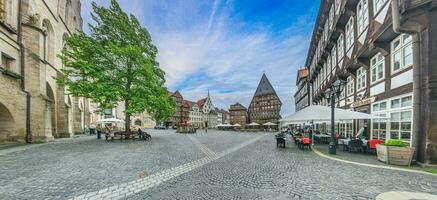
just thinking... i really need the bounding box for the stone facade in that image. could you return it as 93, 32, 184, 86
229, 103, 247, 127
0, 0, 91, 142
166, 91, 187, 128
297, 0, 437, 164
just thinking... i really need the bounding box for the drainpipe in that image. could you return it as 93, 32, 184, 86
17, 0, 32, 143
391, 0, 423, 162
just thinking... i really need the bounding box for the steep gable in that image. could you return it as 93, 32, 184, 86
253, 73, 277, 97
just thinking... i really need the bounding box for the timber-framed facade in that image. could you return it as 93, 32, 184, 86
295, 0, 437, 164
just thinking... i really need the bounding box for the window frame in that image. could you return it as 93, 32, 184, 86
346, 76, 355, 96
357, 0, 369, 35
345, 17, 354, 51
374, 0, 387, 16
337, 34, 344, 64
356, 67, 366, 91
391, 34, 413, 74
370, 53, 385, 84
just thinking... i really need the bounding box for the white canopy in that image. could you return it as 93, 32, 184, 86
247, 122, 260, 126
280, 105, 380, 125
96, 118, 125, 124
263, 122, 277, 126
233, 123, 242, 127
217, 124, 232, 127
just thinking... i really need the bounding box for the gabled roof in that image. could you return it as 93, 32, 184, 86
173, 90, 183, 98
249, 73, 282, 106
168, 90, 183, 98
229, 102, 247, 111
296, 68, 309, 85
183, 100, 197, 108
197, 98, 207, 108
253, 73, 277, 97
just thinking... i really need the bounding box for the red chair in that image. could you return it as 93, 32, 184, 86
301, 137, 311, 150
367, 139, 384, 154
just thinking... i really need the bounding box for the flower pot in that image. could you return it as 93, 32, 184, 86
376, 144, 415, 166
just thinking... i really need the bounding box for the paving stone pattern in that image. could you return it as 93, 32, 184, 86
0, 130, 436, 200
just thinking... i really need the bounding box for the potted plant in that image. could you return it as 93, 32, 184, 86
376, 139, 415, 166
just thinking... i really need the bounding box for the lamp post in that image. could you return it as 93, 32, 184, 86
323, 79, 346, 154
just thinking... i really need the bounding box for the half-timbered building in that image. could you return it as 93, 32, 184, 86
297, 0, 437, 164
248, 74, 282, 124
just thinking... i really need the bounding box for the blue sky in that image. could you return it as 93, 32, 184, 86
81, 0, 320, 116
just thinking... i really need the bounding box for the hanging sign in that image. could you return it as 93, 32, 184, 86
351, 96, 376, 108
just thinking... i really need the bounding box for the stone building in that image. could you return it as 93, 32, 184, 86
185, 100, 203, 128
298, 0, 437, 164
223, 110, 230, 124
0, 0, 91, 142
294, 69, 310, 111
197, 91, 217, 128
166, 91, 186, 128
229, 103, 247, 127
248, 73, 282, 124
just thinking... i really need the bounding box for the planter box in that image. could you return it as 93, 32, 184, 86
376, 144, 415, 166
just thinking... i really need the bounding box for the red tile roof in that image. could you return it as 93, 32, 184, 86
197, 98, 207, 108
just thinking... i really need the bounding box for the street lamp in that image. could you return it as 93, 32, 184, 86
323, 79, 346, 154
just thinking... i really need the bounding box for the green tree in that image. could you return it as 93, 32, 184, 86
57, 0, 175, 133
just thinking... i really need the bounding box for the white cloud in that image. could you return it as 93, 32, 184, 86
81, 0, 314, 116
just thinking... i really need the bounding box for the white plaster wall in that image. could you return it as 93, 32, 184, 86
370, 81, 385, 96
391, 69, 413, 89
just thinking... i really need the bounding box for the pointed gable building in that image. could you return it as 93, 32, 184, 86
248, 74, 282, 125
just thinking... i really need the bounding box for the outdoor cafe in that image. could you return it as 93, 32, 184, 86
279, 105, 385, 154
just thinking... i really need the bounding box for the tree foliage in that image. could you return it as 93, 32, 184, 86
57, 0, 175, 131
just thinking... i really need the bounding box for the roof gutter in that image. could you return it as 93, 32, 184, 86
391, 0, 425, 162
18, 0, 32, 143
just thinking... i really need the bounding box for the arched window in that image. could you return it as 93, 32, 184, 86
65, 0, 71, 24
62, 34, 68, 69
42, 21, 49, 61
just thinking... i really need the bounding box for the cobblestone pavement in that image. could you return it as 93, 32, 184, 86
1, 130, 436, 200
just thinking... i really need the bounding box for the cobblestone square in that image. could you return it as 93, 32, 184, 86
1, 130, 436, 200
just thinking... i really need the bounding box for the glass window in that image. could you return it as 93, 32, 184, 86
372, 114, 387, 139
329, 6, 334, 29
391, 34, 413, 73
357, 0, 369, 34
337, 34, 344, 63
346, 17, 354, 50
327, 55, 331, 78
374, 0, 387, 15
347, 76, 354, 96
401, 96, 412, 107
335, 0, 341, 13
356, 67, 366, 90
370, 53, 385, 83
331, 46, 337, 70
390, 111, 412, 142
391, 99, 400, 108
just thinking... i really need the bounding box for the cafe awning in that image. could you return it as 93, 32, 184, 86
279, 105, 381, 125
247, 122, 260, 126
96, 117, 125, 124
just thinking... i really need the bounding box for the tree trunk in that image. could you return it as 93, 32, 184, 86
125, 100, 130, 134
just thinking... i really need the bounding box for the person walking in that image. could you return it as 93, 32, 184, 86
89, 124, 96, 135
96, 124, 102, 139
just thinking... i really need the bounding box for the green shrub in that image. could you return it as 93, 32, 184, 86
384, 139, 407, 147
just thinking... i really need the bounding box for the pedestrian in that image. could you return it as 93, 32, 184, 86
138, 128, 144, 140
205, 127, 208, 133
89, 124, 96, 135
96, 124, 102, 139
